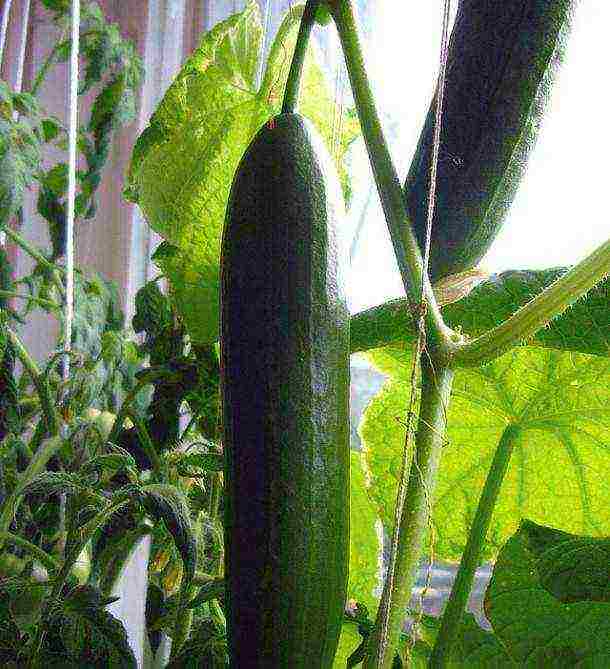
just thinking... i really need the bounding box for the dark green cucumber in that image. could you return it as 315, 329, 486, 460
405, 0, 574, 281
220, 112, 350, 668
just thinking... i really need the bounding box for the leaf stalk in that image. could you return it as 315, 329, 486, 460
429, 424, 520, 667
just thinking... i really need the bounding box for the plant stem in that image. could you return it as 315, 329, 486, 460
0, 436, 62, 552
281, 0, 320, 113
0, 224, 66, 298
30, 37, 66, 95
365, 357, 454, 669
0, 289, 59, 310
6, 326, 58, 435
429, 424, 520, 667
129, 410, 164, 477
330, 0, 454, 356
0, 531, 60, 574
454, 239, 610, 367
107, 379, 151, 444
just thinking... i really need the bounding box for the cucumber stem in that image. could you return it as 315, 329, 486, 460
330, 0, 454, 357
365, 357, 454, 669
281, 0, 321, 114
429, 424, 520, 667
454, 238, 610, 367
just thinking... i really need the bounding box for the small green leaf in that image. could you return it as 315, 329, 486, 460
45, 585, 137, 668
360, 346, 610, 562
139, 484, 197, 586
486, 521, 610, 666
175, 452, 224, 476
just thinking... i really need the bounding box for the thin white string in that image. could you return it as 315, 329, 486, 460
63, 0, 80, 381
376, 1, 452, 666
256, 0, 272, 89
0, 0, 13, 71
421, 0, 452, 284
14, 0, 32, 96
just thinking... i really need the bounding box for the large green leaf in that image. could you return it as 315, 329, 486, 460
128, 3, 358, 345
351, 270, 609, 358
485, 520, 610, 666
360, 345, 610, 562
348, 450, 381, 615
412, 613, 514, 668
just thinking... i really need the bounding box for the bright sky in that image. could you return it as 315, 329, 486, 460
345, 1, 609, 314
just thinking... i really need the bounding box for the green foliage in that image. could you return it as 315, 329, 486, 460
0, 81, 43, 227
138, 484, 197, 588
351, 270, 610, 358
486, 521, 610, 666
360, 345, 610, 561
165, 618, 229, 668
40, 585, 137, 668
348, 450, 381, 615
410, 614, 514, 667
127, 1, 359, 344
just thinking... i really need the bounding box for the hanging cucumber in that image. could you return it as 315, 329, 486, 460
405, 0, 574, 281
220, 112, 350, 668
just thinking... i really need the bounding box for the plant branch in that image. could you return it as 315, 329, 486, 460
107, 379, 151, 445
0, 436, 63, 552
429, 424, 520, 667
330, 0, 454, 356
30, 32, 67, 95
454, 239, 610, 367
281, 0, 320, 113
0, 289, 59, 310
0, 531, 60, 574
365, 356, 454, 669
5, 326, 59, 435
0, 224, 66, 298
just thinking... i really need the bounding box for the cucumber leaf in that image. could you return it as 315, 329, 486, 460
333, 622, 362, 668
348, 450, 381, 615
359, 346, 610, 562
411, 614, 514, 668
350, 270, 609, 359
127, 2, 359, 345
485, 520, 610, 666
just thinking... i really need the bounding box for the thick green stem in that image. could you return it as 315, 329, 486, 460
455, 239, 610, 367
365, 357, 454, 669
429, 424, 520, 667
330, 0, 454, 356
281, 0, 320, 113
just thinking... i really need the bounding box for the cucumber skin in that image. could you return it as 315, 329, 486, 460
220, 113, 350, 668
405, 0, 574, 281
